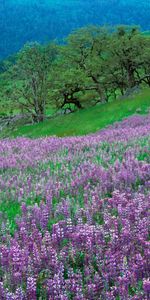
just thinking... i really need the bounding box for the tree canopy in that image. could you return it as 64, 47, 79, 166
0, 25, 150, 122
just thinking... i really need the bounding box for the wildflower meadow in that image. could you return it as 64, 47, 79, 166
0, 114, 150, 300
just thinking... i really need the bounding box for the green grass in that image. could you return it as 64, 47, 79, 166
0, 200, 21, 234
3, 88, 150, 138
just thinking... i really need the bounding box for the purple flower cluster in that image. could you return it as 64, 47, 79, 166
0, 114, 150, 299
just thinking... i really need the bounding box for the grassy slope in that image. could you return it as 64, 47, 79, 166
0, 88, 150, 233
12, 88, 150, 138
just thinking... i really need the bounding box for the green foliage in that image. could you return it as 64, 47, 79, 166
1, 43, 58, 122
49, 59, 90, 110
7, 87, 150, 138
1, 25, 150, 123
93, 212, 104, 225
0, 200, 21, 235
109, 26, 150, 89
49, 26, 150, 111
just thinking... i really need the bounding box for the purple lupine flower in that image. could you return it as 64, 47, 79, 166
143, 278, 150, 296
0, 114, 150, 298
27, 277, 36, 300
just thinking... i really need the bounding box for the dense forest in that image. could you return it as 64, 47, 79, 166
0, 0, 150, 59
1, 25, 150, 122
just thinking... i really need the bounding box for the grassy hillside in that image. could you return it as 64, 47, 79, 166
10, 88, 150, 138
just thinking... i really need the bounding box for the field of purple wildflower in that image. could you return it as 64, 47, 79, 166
0, 114, 150, 300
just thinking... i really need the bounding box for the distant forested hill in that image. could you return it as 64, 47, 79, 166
0, 0, 150, 59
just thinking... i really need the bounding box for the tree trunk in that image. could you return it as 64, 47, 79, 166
37, 114, 44, 122
62, 92, 83, 110
33, 107, 45, 123
72, 98, 83, 109
127, 63, 136, 88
